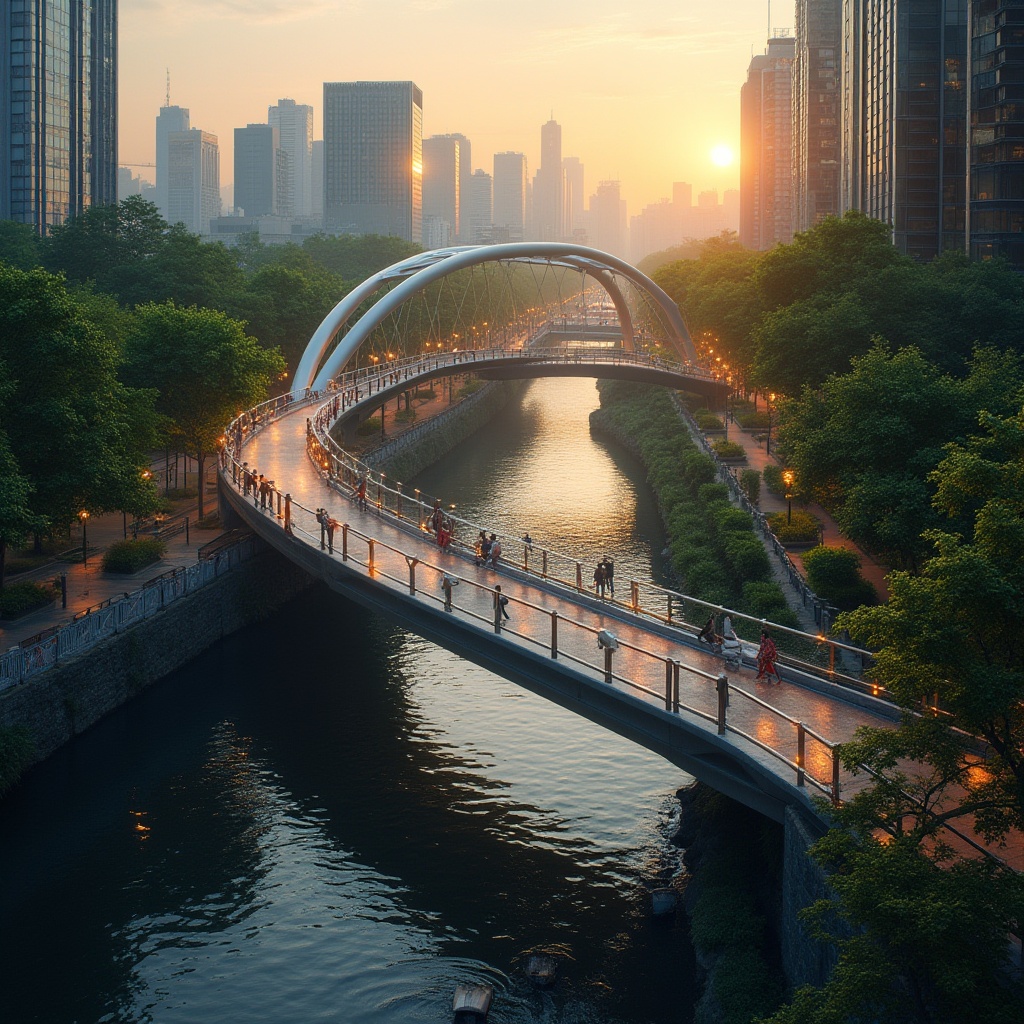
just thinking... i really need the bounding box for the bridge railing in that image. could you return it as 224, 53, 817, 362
267, 489, 843, 806
298, 377, 880, 700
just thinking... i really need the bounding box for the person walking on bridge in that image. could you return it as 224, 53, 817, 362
593, 562, 607, 598
756, 629, 781, 684
355, 474, 368, 512
600, 556, 615, 597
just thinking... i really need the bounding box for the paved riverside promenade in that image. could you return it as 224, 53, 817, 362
238, 402, 901, 811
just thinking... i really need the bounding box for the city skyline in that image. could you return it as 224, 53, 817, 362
119, 0, 796, 214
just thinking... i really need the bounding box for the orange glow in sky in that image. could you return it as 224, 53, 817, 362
120, 1, 794, 212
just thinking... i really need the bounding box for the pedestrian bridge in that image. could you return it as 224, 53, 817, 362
219, 363, 900, 826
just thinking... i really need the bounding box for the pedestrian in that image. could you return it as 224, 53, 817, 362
242, 462, 251, 495
437, 515, 453, 551
697, 614, 718, 646
756, 629, 782, 684
316, 508, 327, 549
488, 534, 502, 568
477, 531, 492, 566
522, 532, 533, 551
494, 585, 510, 622
355, 474, 368, 511
593, 562, 607, 598
325, 515, 339, 554
601, 556, 615, 597
430, 499, 443, 534
721, 614, 742, 665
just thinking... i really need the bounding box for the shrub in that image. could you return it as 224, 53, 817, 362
356, 416, 382, 436
741, 581, 790, 618
767, 509, 820, 543
457, 379, 484, 397
724, 534, 772, 581
394, 408, 417, 423
102, 539, 166, 574
413, 387, 436, 399
740, 468, 761, 505
711, 440, 746, 460
711, 507, 755, 535
698, 482, 730, 505
802, 545, 877, 610
695, 411, 725, 431
682, 451, 717, 487
762, 463, 784, 495
0, 725, 35, 797
0, 581, 57, 618
737, 410, 770, 429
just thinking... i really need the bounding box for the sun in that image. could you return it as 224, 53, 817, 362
710, 144, 734, 167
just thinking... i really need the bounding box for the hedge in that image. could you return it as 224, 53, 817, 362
101, 539, 167, 574
711, 440, 747, 460
767, 509, 820, 543
0, 580, 57, 618
802, 545, 877, 610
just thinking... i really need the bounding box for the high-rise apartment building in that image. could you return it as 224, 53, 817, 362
167, 129, 220, 235
841, 0, 967, 260
463, 169, 492, 243
323, 80, 423, 243
793, 0, 841, 231
311, 140, 324, 224
269, 98, 314, 219
740, 35, 797, 249
156, 104, 191, 223
533, 118, 564, 240
493, 152, 528, 241
234, 124, 286, 218
587, 180, 627, 257
968, 0, 1024, 267
562, 156, 585, 238
1, 0, 118, 234
423, 135, 461, 243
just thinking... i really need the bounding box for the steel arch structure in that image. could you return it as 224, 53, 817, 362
294, 242, 696, 392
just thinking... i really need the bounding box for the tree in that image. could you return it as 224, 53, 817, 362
0, 411, 36, 590
0, 220, 42, 270
122, 303, 286, 519
0, 265, 159, 543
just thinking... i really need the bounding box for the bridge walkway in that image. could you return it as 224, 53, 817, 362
235, 403, 898, 813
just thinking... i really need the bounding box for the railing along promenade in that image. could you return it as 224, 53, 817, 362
0, 533, 261, 691
220, 369, 898, 809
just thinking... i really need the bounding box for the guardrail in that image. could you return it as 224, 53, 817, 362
284, 370, 882, 699
0, 534, 260, 692
223, 468, 843, 805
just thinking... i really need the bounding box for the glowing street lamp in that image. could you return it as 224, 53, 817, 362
766, 392, 777, 456
79, 509, 90, 565
782, 469, 795, 523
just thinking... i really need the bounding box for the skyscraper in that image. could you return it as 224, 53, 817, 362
423, 135, 461, 243
842, 0, 967, 260
234, 124, 285, 218
562, 156, 585, 238
311, 140, 324, 224
533, 118, 564, 241
1, 0, 118, 234
463, 169, 492, 244
740, 35, 797, 249
323, 80, 423, 243
156, 104, 191, 223
269, 98, 314, 219
167, 129, 220, 235
967, 0, 1024, 267
493, 152, 528, 241
587, 180, 626, 257
793, 0, 841, 231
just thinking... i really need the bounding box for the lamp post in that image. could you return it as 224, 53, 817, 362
79, 509, 90, 565
766, 392, 776, 456
782, 469, 794, 523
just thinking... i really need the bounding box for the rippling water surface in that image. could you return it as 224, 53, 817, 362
0, 378, 697, 1023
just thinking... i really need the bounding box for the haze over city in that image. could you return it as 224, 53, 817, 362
121, 0, 795, 212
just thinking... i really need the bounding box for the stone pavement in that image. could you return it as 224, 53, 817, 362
717, 409, 891, 602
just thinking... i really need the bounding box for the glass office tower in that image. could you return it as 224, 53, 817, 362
0, 0, 118, 234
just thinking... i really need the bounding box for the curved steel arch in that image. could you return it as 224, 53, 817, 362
295, 242, 695, 391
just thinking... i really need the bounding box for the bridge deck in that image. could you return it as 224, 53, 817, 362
235, 402, 898, 814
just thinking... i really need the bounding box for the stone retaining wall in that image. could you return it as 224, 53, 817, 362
0, 547, 312, 768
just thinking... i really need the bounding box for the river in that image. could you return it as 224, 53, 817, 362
0, 378, 698, 1024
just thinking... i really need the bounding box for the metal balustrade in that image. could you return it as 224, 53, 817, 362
0, 536, 259, 692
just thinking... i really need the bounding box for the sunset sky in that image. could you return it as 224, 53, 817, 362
120, 0, 794, 213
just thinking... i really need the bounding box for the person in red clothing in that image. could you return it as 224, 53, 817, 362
756, 629, 782, 684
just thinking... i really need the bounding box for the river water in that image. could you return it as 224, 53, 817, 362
0, 378, 698, 1024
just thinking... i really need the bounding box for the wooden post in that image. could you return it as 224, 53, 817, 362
796, 724, 806, 787
284, 494, 292, 535
831, 748, 841, 806
407, 557, 418, 594
716, 674, 729, 735
576, 562, 583, 592
630, 580, 639, 612
396, 483, 403, 519
542, 550, 548, 578
341, 523, 349, 560
664, 659, 674, 710
673, 660, 680, 712
550, 611, 558, 658
368, 539, 375, 573
604, 646, 613, 684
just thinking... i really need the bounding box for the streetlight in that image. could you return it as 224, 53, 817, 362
782, 469, 795, 523
766, 392, 777, 456
79, 509, 90, 565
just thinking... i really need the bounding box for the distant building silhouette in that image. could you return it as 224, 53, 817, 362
167, 129, 220, 235
323, 81, 423, 243
533, 119, 564, 241
562, 156, 585, 238
234, 124, 287, 218
1, 0, 118, 233
269, 99, 314, 220
740, 35, 797, 249
493, 152, 528, 242
423, 135, 461, 245
464, 169, 493, 243
156, 105, 191, 223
